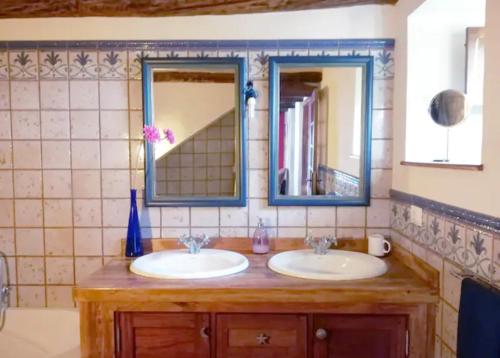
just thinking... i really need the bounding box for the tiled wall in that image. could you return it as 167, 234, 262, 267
390, 192, 500, 358
0, 39, 394, 308
156, 110, 236, 197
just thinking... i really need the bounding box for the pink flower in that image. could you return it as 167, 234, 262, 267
164, 128, 175, 144
143, 125, 161, 143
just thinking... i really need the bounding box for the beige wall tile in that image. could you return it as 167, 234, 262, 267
278, 227, 306, 238
248, 169, 267, 198
161, 227, 189, 239
75, 257, 102, 284
102, 199, 129, 227
44, 228, 73, 256
71, 141, 100, 169
99, 81, 128, 110
128, 81, 142, 110
337, 228, 365, 239
46, 257, 74, 284
278, 206, 306, 227
367, 199, 390, 227
11, 111, 40, 139
15, 199, 43, 227
41, 111, 70, 139
0, 199, 14, 226
307, 207, 336, 228
0, 111, 11, 138
100, 110, 129, 139
0, 228, 15, 255
220, 207, 248, 227
102, 228, 124, 256
42, 141, 71, 169
10, 81, 39, 110
441, 302, 458, 352
191, 207, 219, 227
73, 199, 102, 227
337, 207, 365, 227
220, 227, 249, 238
101, 140, 129, 169
248, 110, 268, 139
18, 285, 45, 307
43, 170, 72, 198
101, 170, 130, 198
190, 227, 219, 238
161, 207, 189, 227
47, 285, 74, 308
0, 81, 10, 109
13, 141, 41, 169
15, 228, 44, 255
70, 81, 98, 109
0, 180, 12, 203
74, 228, 102, 256
443, 261, 462, 310
40, 81, 69, 109
44, 199, 73, 227
70, 110, 99, 139
0, 141, 12, 169
14, 170, 42, 198
17, 257, 45, 284
72, 170, 101, 198
249, 198, 277, 227
248, 140, 268, 169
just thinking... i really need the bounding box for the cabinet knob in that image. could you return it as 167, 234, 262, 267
200, 326, 209, 339
315, 328, 328, 340
256, 333, 270, 345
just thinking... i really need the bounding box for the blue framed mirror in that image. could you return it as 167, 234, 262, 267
269, 56, 373, 206
143, 58, 247, 207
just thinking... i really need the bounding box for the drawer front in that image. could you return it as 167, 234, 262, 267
217, 313, 307, 358
116, 312, 210, 358
312, 314, 408, 358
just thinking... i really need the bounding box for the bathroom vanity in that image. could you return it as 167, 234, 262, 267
73, 239, 438, 358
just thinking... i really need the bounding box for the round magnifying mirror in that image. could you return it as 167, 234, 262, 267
428, 89, 468, 127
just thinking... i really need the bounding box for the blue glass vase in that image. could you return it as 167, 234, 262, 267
125, 189, 143, 257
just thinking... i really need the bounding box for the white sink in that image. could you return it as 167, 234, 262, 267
268, 249, 387, 281
130, 249, 249, 279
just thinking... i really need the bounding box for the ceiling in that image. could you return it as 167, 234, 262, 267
0, 0, 398, 18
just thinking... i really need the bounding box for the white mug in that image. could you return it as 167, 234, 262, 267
368, 234, 391, 257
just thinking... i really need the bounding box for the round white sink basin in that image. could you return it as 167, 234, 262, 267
268, 249, 387, 281
130, 249, 249, 279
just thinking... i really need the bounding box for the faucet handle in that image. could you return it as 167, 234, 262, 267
305, 235, 337, 255
178, 234, 211, 254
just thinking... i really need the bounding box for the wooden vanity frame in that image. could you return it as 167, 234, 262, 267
74, 239, 439, 357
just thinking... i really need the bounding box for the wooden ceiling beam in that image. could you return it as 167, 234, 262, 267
0, 0, 398, 18
153, 71, 234, 83
281, 72, 323, 83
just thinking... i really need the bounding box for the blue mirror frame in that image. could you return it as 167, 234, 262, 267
142, 57, 247, 207
268, 56, 373, 206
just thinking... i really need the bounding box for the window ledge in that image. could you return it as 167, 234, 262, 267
400, 161, 484, 171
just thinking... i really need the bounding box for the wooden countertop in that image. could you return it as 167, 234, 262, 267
74, 239, 439, 305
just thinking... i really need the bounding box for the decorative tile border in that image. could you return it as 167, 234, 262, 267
390, 190, 499, 283
0, 39, 395, 81
390, 189, 500, 234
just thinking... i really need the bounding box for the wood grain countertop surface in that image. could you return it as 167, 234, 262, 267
73, 238, 439, 305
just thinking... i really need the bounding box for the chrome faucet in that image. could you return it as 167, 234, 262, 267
178, 234, 210, 254
305, 235, 337, 255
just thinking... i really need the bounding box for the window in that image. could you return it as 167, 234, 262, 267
405, 0, 486, 166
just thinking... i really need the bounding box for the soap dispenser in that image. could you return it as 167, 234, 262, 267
252, 217, 270, 254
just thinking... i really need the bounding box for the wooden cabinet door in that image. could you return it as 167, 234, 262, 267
216, 313, 307, 358
312, 314, 407, 358
116, 312, 210, 358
